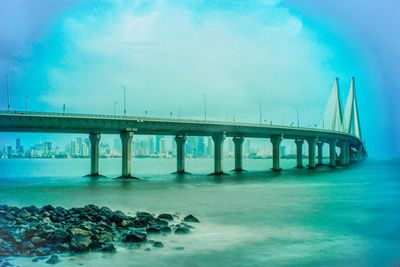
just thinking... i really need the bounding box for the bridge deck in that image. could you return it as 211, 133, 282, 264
0, 111, 362, 145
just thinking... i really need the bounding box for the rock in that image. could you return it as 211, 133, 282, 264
0, 205, 194, 257
22, 241, 35, 251
136, 212, 153, 218
31, 236, 47, 247
183, 215, 200, 223
146, 227, 160, 234
98, 243, 116, 253
46, 254, 61, 264
36, 247, 53, 256
153, 218, 168, 227
32, 256, 47, 262
69, 228, 92, 252
41, 205, 55, 212
160, 226, 171, 233
84, 204, 99, 212
152, 242, 163, 248
50, 229, 70, 244
121, 219, 134, 228
97, 231, 113, 244
0, 262, 12, 267
175, 226, 190, 235
132, 217, 149, 228
122, 231, 147, 243
157, 214, 174, 221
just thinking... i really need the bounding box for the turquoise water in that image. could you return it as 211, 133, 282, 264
1, 158, 399, 266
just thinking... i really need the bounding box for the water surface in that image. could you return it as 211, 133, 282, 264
1, 158, 399, 266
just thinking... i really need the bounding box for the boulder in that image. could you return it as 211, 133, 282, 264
157, 214, 174, 221
50, 229, 70, 244
174, 226, 190, 235
30, 236, 47, 247
46, 254, 61, 264
160, 226, 172, 233
36, 247, 53, 256
152, 242, 163, 248
122, 231, 147, 243
98, 243, 116, 253
183, 215, 200, 223
146, 227, 161, 234
69, 228, 92, 252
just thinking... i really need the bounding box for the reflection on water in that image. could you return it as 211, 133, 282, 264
1, 158, 400, 266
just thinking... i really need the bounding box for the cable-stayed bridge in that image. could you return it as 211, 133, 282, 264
0, 77, 366, 177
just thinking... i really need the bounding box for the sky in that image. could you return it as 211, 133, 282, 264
0, 0, 398, 158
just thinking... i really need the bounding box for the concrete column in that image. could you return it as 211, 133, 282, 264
345, 143, 351, 165
347, 144, 352, 164
233, 137, 244, 171
175, 135, 187, 173
212, 133, 225, 174
307, 137, 317, 169
295, 139, 304, 168
89, 133, 101, 176
317, 141, 324, 165
329, 139, 337, 167
271, 135, 283, 171
120, 131, 134, 177
340, 141, 348, 166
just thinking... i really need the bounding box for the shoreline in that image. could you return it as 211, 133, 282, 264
0, 204, 200, 265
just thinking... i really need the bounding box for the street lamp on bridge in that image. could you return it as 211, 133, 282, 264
113, 101, 118, 116
121, 85, 126, 116
202, 94, 207, 121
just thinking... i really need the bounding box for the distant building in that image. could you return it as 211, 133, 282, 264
16, 138, 23, 153
148, 137, 155, 155
280, 146, 286, 158
197, 137, 205, 157
206, 137, 213, 157
155, 135, 164, 154
113, 138, 122, 155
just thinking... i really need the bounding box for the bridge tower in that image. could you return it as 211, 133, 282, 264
344, 77, 362, 140
331, 78, 345, 132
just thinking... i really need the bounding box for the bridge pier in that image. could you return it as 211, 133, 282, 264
233, 137, 244, 171
89, 133, 101, 176
340, 142, 349, 166
329, 139, 338, 167
175, 135, 187, 173
120, 131, 134, 178
212, 133, 225, 174
307, 137, 317, 169
295, 139, 304, 168
271, 135, 283, 171
317, 141, 324, 165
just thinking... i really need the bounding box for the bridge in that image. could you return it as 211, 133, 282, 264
0, 77, 366, 177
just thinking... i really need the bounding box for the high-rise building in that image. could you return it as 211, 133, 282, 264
6, 146, 12, 158
44, 142, 52, 155
113, 138, 122, 154
16, 138, 23, 153
155, 135, 164, 154
148, 137, 155, 155
206, 137, 213, 158
197, 137, 205, 157
160, 138, 167, 155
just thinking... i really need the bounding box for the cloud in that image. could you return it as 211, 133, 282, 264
33, 1, 336, 126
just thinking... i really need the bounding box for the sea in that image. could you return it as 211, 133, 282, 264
0, 158, 399, 267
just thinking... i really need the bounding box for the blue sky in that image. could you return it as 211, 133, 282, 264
0, 0, 398, 158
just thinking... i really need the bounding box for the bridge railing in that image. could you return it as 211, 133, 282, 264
0, 110, 349, 136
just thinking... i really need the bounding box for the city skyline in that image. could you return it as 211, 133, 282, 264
1, 135, 302, 160
0, 1, 398, 158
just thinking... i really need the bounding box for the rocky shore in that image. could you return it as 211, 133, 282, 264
0, 204, 200, 265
